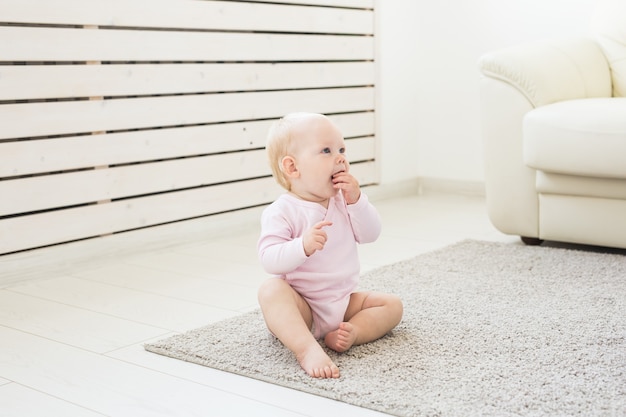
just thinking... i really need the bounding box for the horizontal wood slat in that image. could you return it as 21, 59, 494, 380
0, 112, 374, 177
0, 0, 373, 34
0, 27, 373, 62
347, 136, 376, 162
0, 162, 377, 255
0, 87, 374, 140
0, 62, 374, 101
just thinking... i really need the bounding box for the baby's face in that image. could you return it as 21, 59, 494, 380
290, 116, 347, 203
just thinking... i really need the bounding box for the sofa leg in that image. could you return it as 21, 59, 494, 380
521, 236, 544, 246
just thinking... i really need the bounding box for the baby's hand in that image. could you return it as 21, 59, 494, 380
332, 162, 361, 204
303, 220, 332, 256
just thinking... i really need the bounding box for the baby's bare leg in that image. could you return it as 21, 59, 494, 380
258, 278, 340, 378
324, 291, 403, 353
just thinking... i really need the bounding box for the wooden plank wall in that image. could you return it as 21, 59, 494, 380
0, 0, 376, 255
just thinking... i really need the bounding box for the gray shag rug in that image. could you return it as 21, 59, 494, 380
145, 240, 626, 416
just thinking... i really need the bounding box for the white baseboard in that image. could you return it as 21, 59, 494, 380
363, 178, 422, 201
367, 177, 485, 199
417, 177, 485, 196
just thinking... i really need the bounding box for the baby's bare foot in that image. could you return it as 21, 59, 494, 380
324, 322, 358, 353
296, 343, 340, 378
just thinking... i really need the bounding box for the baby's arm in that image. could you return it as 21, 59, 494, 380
258, 229, 305, 275
259, 219, 333, 274
259, 200, 335, 274
347, 193, 382, 244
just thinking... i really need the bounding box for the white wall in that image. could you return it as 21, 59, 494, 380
375, 0, 597, 185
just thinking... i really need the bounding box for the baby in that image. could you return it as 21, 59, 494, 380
257, 112, 403, 378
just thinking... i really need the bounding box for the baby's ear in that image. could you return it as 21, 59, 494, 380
280, 156, 299, 178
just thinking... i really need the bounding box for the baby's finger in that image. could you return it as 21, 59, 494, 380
314, 220, 333, 229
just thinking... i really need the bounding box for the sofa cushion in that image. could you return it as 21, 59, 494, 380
523, 98, 626, 179
536, 172, 626, 200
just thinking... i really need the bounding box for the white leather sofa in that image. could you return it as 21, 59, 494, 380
478, 0, 626, 249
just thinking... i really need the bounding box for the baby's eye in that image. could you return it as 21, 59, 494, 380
322, 147, 331, 154
339, 147, 346, 154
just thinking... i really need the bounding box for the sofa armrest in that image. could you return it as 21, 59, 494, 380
479, 37, 612, 107
478, 37, 611, 240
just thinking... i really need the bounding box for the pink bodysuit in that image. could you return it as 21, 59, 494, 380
257, 192, 381, 338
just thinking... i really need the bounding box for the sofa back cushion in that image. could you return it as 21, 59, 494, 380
591, 0, 626, 97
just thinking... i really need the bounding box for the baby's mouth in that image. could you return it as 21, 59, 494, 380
331, 169, 345, 179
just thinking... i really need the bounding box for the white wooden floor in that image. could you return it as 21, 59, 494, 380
0, 191, 516, 417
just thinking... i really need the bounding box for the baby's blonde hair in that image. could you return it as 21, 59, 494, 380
266, 112, 326, 191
